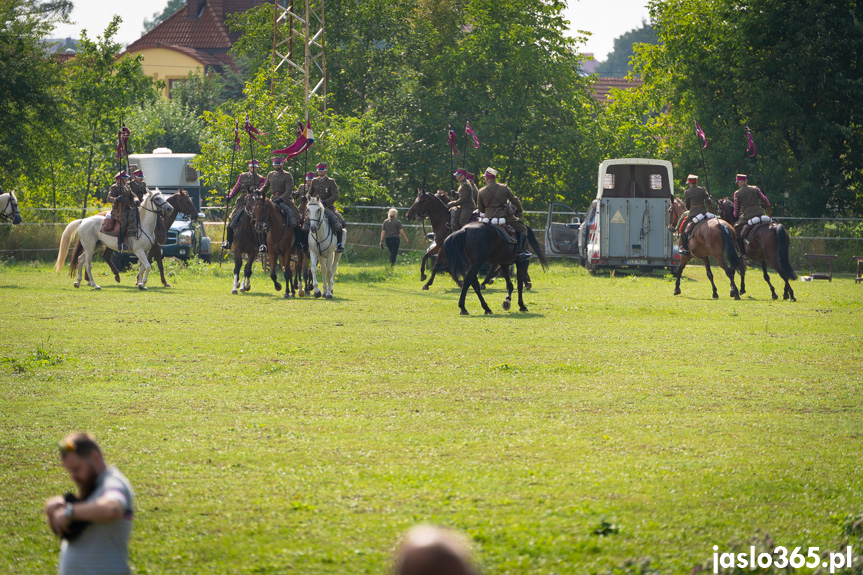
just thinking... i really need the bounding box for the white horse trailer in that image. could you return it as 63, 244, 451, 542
579, 158, 679, 272
128, 148, 202, 210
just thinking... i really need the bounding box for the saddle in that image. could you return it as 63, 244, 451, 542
487, 222, 517, 244
745, 221, 771, 240
101, 216, 120, 236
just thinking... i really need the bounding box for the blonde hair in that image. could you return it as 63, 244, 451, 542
388, 208, 398, 219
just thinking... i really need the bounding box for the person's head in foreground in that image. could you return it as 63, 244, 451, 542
394, 525, 478, 575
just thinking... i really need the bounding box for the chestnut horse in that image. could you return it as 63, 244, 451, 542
668, 197, 744, 300
717, 198, 797, 301
250, 195, 302, 299
443, 222, 548, 315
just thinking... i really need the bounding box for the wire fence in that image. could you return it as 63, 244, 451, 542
3, 205, 863, 272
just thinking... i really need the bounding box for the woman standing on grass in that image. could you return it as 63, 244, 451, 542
380, 208, 409, 266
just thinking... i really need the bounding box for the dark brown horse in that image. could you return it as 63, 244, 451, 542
406, 189, 453, 290
443, 223, 548, 315
717, 198, 797, 301
668, 197, 744, 299
230, 194, 264, 294
250, 195, 300, 298
77, 189, 198, 287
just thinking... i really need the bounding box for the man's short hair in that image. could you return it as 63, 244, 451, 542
59, 433, 101, 459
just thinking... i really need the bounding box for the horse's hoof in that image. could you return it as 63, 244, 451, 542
519, 306, 528, 312
298, 290, 305, 297
487, 279, 494, 285
314, 291, 321, 298
525, 282, 532, 290
274, 283, 282, 291
73, 282, 80, 288
422, 285, 429, 291
457, 281, 463, 288
502, 299, 511, 311
138, 284, 147, 291
421, 274, 427, 281
790, 296, 796, 302
484, 309, 493, 315
325, 294, 333, 300
114, 275, 120, 283
772, 293, 778, 300
283, 293, 291, 299
480, 284, 486, 290
673, 288, 681, 295
460, 309, 469, 315
232, 289, 238, 295
712, 292, 719, 299
94, 286, 101, 291
734, 295, 741, 300
740, 289, 746, 295
163, 283, 171, 288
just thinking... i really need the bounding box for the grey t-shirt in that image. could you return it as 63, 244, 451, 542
59, 467, 134, 575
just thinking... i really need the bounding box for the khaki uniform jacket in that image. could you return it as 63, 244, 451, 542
108, 182, 136, 227
734, 185, 767, 223
684, 186, 711, 218
129, 180, 149, 202
450, 181, 476, 227
469, 180, 478, 205
229, 172, 264, 203
310, 176, 339, 210
261, 169, 294, 199
478, 181, 527, 234
294, 183, 311, 200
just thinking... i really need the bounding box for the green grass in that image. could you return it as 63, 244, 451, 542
1, 256, 861, 574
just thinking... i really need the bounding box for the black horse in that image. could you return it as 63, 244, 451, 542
443, 223, 548, 315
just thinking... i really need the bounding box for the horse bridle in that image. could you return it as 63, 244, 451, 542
0, 193, 20, 223
306, 202, 334, 252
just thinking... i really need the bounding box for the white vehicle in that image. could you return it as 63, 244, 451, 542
546, 158, 680, 272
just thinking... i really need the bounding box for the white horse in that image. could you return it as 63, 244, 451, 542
0, 191, 22, 225
54, 190, 173, 290
305, 197, 345, 299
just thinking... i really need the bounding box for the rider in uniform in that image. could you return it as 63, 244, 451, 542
477, 167, 532, 262
309, 162, 345, 252
107, 171, 137, 252
733, 173, 771, 252
129, 167, 166, 244
260, 157, 300, 229
293, 172, 314, 202
677, 174, 713, 255
448, 168, 475, 231
222, 160, 264, 250
467, 172, 479, 205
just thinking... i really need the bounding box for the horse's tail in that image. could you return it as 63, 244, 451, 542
719, 222, 741, 272
69, 239, 85, 278
775, 224, 797, 280
443, 228, 470, 281
54, 219, 82, 274
526, 227, 549, 271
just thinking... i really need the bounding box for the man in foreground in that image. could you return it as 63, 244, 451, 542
44, 433, 135, 575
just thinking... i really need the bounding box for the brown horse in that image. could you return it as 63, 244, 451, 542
668, 197, 744, 299
717, 198, 797, 301
250, 195, 301, 299
76, 189, 198, 287
406, 189, 453, 290
443, 223, 548, 315
230, 194, 264, 294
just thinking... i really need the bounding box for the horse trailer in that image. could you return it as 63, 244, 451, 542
545, 158, 680, 272
128, 148, 203, 210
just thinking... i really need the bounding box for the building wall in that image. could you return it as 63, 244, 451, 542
127, 47, 206, 98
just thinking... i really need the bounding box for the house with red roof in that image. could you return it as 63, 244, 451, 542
125, 0, 265, 97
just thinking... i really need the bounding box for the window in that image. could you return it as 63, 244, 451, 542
603, 173, 615, 189
649, 174, 663, 190
185, 163, 198, 182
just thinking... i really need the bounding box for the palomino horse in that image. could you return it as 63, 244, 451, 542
443, 223, 548, 315
717, 198, 797, 301
305, 196, 345, 299
668, 197, 744, 300
54, 189, 173, 290
75, 189, 198, 287
230, 194, 264, 295
0, 191, 22, 225
250, 195, 301, 299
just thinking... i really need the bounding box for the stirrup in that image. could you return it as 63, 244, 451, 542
679, 247, 690, 255
259, 245, 268, 253
518, 251, 532, 262
221, 241, 232, 250
336, 243, 345, 252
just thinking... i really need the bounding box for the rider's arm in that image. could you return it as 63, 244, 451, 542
507, 190, 524, 215
227, 175, 244, 200
758, 188, 771, 208
733, 192, 740, 219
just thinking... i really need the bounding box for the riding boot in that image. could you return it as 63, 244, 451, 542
679, 232, 690, 255
117, 218, 128, 252
336, 229, 345, 253
222, 226, 234, 250
516, 233, 532, 262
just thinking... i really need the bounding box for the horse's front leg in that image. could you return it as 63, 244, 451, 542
309, 251, 321, 298
673, 255, 691, 296
135, 249, 151, 290
155, 249, 170, 287
232, 254, 242, 294
242, 254, 254, 292
269, 248, 281, 292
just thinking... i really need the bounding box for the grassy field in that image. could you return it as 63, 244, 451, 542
1, 254, 862, 574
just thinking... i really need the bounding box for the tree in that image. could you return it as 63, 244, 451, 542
127, 98, 204, 155
63, 17, 160, 216
143, 0, 184, 33
635, 0, 863, 216
0, 0, 71, 184
594, 20, 656, 78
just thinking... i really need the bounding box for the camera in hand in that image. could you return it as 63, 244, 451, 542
62, 493, 90, 542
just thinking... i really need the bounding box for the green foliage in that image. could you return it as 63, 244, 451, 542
0, 0, 70, 183
126, 98, 204, 155
594, 20, 657, 78
142, 0, 184, 33
637, 0, 863, 216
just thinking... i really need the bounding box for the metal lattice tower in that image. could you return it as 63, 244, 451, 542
271, 0, 326, 122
